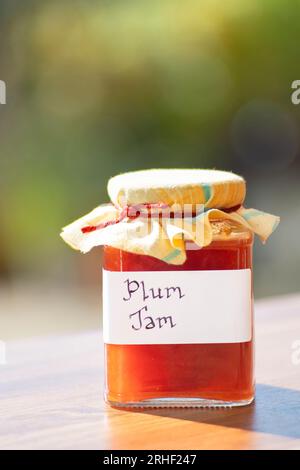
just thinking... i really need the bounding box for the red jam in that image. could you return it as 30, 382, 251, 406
104, 233, 254, 405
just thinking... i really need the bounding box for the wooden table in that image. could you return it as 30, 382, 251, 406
1, 294, 300, 450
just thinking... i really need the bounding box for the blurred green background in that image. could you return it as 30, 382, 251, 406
0, 0, 299, 338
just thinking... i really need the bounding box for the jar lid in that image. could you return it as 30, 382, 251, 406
108, 169, 246, 210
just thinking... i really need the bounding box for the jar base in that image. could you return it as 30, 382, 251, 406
106, 396, 255, 409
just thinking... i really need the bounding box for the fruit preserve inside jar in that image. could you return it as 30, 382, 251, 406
103, 219, 254, 408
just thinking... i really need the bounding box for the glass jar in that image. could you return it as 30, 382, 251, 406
103, 219, 254, 408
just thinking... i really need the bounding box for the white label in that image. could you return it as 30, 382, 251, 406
103, 268, 252, 345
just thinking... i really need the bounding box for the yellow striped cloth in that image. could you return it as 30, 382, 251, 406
60, 203, 279, 265
61, 170, 279, 264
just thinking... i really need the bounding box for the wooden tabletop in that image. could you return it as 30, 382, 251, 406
1, 294, 300, 450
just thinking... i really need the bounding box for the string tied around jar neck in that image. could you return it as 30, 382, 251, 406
81, 202, 243, 234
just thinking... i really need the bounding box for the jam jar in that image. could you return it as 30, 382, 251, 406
60, 169, 279, 408
103, 219, 254, 408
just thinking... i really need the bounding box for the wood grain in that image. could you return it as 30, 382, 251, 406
1, 294, 300, 450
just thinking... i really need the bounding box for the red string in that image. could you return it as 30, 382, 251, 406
81, 203, 168, 234
81, 202, 241, 234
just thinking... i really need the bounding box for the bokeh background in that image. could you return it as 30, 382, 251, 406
1, 0, 299, 339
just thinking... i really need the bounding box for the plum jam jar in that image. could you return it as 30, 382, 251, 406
103, 222, 254, 408
60, 169, 279, 408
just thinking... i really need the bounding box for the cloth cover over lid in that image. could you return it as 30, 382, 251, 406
61, 168, 280, 265
108, 169, 246, 210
